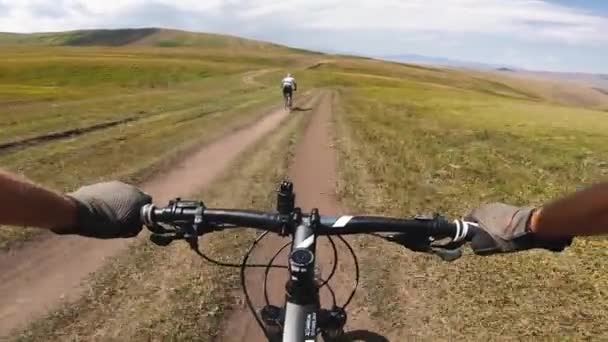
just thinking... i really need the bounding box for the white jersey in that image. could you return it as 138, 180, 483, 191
281, 76, 296, 88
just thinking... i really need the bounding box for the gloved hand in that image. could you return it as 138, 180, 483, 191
465, 203, 572, 255
52, 181, 151, 239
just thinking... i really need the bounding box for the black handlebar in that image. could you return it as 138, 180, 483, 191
317, 215, 479, 240
141, 201, 481, 243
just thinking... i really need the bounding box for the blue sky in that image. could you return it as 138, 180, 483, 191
0, 0, 606, 73
549, 1, 608, 14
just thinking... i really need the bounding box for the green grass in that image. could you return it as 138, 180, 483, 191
0, 48, 249, 105
0, 45, 316, 108
324, 61, 608, 340
12, 94, 310, 341
0, 73, 256, 144
0, 59, 230, 88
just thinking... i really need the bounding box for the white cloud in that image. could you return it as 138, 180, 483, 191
242, 0, 607, 43
0, 0, 607, 72
1, 0, 606, 43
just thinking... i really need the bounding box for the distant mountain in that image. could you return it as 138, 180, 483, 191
377, 54, 512, 71
377, 53, 608, 88
503, 70, 608, 89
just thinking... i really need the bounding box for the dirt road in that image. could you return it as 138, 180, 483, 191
221, 91, 386, 341
242, 69, 277, 87
0, 100, 304, 338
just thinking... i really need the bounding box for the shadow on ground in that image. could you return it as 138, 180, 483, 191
338, 330, 390, 342
292, 107, 313, 112
269, 330, 389, 342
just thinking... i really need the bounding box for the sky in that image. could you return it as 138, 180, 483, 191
0, 0, 607, 73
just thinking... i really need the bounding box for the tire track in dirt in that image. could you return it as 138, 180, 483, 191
0, 117, 139, 153
1, 68, 276, 152
221, 90, 386, 341
0, 97, 314, 338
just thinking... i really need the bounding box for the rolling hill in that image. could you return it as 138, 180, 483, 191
0, 28, 320, 54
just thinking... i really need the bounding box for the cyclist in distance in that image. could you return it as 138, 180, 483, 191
281, 73, 297, 108
0, 166, 600, 254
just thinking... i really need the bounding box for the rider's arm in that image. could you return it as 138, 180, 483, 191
466, 182, 608, 254
532, 182, 608, 237
0, 168, 150, 238
0, 169, 77, 229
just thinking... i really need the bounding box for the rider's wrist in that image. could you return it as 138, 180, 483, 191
528, 207, 543, 233
50, 195, 81, 234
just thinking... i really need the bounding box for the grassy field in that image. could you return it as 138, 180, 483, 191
318, 61, 608, 340
0, 29, 317, 248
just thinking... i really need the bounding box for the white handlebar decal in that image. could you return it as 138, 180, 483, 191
453, 220, 479, 242
296, 235, 315, 249
333, 216, 353, 228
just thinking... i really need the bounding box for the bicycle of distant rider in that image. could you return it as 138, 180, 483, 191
285, 93, 292, 111
283, 85, 294, 111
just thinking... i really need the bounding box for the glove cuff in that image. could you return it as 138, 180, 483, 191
49, 195, 88, 235
527, 207, 542, 233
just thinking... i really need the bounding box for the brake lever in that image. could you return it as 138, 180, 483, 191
146, 222, 174, 235
184, 206, 205, 251
383, 233, 431, 252
429, 245, 463, 262
147, 205, 208, 251
148, 228, 201, 250
150, 233, 178, 246
382, 233, 464, 262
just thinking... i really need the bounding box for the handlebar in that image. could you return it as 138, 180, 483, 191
141, 200, 481, 244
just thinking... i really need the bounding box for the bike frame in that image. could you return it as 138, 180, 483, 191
259, 214, 350, 341
263, 182, 323, 341
282, 85, 293, 111
282, 220, 319, 341
285, 93, 292, 110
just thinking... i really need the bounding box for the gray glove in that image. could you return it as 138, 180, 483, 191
465, 203, 572, 255
52, 181, 151, 239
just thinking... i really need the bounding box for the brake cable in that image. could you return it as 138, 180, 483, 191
241, 231, 274, 339
263, 240, 292, 306
170, 222, 288, 269
339, 235, 360, 309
